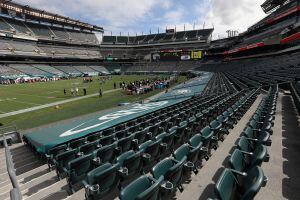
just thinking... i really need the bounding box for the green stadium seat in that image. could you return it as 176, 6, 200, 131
115, 124, 126, 132
237, 136, 270, 163
217, 115, 233, 130
173, 144, 199, 174
83, 163, 120, 200
155, 132, 175, 155
248, 119, 273, 135
209, 120, 228, 142
120, 175, 163, 200
151, 157, 186, 192
64, 154, 94, 193
139, 140, 161, 170
229, 147, 267, 173
133, 130, 150, 145
46, 144, 67, 169
201, 126, 218, 154
116, 135, 135, 154
68, 138, 86, 149
214, 167, 266, 200
243, 126, 271, 146
176, 121, 190, 143
189, 134, 209, 162
102, 128, 114, 136
117, 150, 143, 180
79, 141, 99, 155
148, 122, 162, 137
115, 130, 128, 140
98, 134, 115, 146
93, 143, 116, 164
53, 149, 77, 178
86, 133, 101, 143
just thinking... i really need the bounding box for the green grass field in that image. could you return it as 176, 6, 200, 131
0, 75, 186, 130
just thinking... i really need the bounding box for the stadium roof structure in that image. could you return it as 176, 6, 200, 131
261, 0, 292, 13
0, 0, 104, 32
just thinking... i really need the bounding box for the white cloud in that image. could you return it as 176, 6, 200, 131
14, 0, 268, 39
201, 0, 267, 39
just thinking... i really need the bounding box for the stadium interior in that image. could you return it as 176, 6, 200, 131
0, 0, 300, 200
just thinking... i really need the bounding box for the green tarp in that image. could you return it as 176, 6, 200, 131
24, 73, 213, 154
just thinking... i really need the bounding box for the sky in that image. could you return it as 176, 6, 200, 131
14, 0, 267, 39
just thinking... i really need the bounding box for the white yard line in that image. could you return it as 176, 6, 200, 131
0, 88, 121, 119
8, 99, 41, 106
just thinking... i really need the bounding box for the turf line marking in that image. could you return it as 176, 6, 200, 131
8, 99, 41, 106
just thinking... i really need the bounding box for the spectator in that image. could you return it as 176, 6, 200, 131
75, 87, 79, 96
70, 88, 74, 96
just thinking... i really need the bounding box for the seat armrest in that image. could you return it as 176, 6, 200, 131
231, 169, 247, 177
240, 151, 253, 156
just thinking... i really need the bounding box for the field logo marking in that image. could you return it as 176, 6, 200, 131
59, 101, 169, 137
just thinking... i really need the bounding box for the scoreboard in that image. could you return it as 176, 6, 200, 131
152, 50, 203, 61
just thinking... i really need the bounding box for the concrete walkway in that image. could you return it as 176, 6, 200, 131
0, 88, 121, 119
256, 93, 300, 200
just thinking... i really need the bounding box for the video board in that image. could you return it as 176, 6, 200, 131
152, 50, 203, 61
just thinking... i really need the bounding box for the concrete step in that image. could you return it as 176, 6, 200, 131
24, 179, 69, 200
0, 170, 58, 199
15, 159, 45, 176
17, 164, 49, 185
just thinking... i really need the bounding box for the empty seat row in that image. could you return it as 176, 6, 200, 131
211, 85, 278, 200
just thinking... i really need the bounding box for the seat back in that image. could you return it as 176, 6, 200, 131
69, 138, 86, 149
79, 141, 98, 155
144, 141, 160, 159
134, 130, 147, 144
243, 127, 254, 138
215, 169, 238, 200
94, 143, 116, 163
164, 158, 185, 187
120, 176, 163, 200
250, 145, 267, 168
189, 134, 203, 148
86, 133, 100, 142
237, 136, 252, 152
86, 163, 120, 194
229, 149, 246, 172
55, 149, 77, 171
102, 128, 114, 136
156, 132, 174, 148
48, 144, 67, 157
115, 130, 127, 140
201, 126, 213, 140
99, 135, 115, 146
174, 144, 190, 162
69, 154, 93, 176
118, 136, 133, 153
151, 158, 174, 179
241, 166, 265, 200
136, 176, 163, 200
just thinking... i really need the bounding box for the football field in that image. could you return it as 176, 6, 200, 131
0, 75, 186, 130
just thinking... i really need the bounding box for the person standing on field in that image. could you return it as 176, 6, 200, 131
99, 89, 102, 98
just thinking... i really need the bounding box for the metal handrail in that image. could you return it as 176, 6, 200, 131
3, 135, 22, 200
